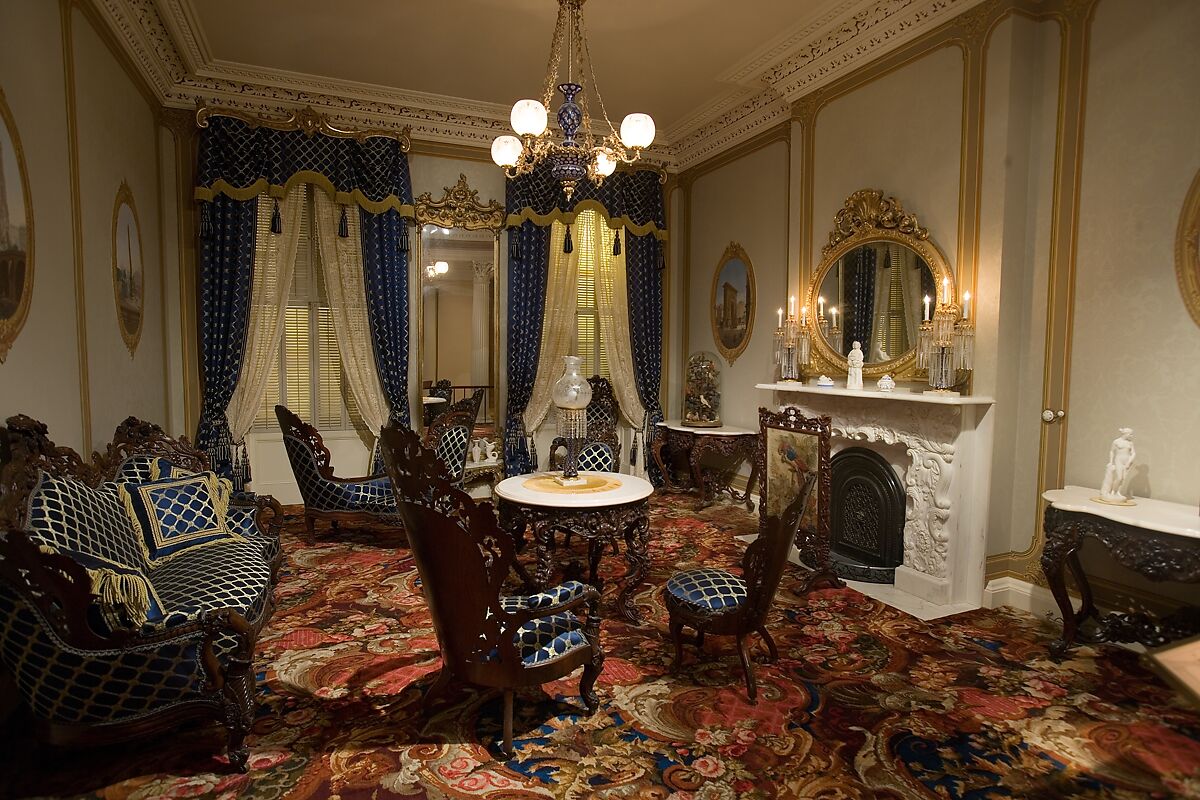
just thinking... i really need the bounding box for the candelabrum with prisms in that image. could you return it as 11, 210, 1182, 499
774, 300, 811, 382
917, 286, 975, 393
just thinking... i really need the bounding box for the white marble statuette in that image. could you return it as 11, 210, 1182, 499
846, 341, 864, 391
1095, 427, 1137, 506
470, 439, 483, 464
816, 375, 835, 387
877, 373, 896, 392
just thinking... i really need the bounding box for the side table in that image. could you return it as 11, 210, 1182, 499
651, 420, 758, 509
1041, 486, 1200, 658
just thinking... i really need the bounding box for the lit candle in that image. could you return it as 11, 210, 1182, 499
963, 291, 971, 320
830, 306, 838, 328
778, 307, 784, 327
789, 295, 796, 317
942, 277, 949, 304
818, 296, 825, 318
801, 305, 808, 325
923, 295, 931, 321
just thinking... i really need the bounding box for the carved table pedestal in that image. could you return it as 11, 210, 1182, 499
1042, 486, 1200, 658
651, 421, 758, 509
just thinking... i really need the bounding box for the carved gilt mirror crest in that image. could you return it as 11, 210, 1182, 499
807, 189, 954, 379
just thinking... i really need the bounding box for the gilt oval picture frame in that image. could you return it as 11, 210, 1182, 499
710, 242, 755, 365
0, 87, 34, 363
1177, 168, 1200, 329
112, 181, 144, 355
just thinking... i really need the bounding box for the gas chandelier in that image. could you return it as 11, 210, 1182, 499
490, 0, 655, 200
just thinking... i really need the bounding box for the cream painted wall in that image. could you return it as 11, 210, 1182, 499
1066, 0, 1200, 506
0, 2, 167, 454
811, 46, 964, 279
0, 1, 80, 448
687, 141, 789, 434
978, 16, 1059, 558
72, 7, 166, 444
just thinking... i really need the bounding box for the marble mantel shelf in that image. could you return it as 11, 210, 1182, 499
756, 382, 995, 407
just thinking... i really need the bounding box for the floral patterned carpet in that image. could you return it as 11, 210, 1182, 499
3, 495, 1200, 799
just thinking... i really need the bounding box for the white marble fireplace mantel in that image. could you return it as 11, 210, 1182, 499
757, 382, 996, 610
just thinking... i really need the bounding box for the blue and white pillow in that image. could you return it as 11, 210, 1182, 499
119, 472, 246, 565
36, 542, 166, 631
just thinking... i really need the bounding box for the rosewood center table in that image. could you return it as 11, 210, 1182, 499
651, 420, 758, 509
1041, 485, 1200, 658
494, 471, 653, 624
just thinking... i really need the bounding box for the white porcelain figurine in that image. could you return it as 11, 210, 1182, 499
816, 374, 834, 387
470, 439, 483, 465
877, 373, 896, 392
846, 341, 864, 391
1096, 427, 1137, 505
483, 439, 498, 463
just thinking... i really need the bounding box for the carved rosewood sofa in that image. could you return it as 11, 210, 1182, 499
0, 415, 283, 772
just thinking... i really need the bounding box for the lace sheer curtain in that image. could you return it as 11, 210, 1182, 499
522, 221, 580, 449
226, 186, 304, 447
312, 190, 391, 435
592, 218, 648, 477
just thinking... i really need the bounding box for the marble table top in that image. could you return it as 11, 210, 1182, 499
494, 471, 653, 508
1044, 486, 1200, 540
657, 419, 756, 436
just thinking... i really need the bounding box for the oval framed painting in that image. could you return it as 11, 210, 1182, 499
1178, 168, 1200, 329
0, 87, 34, 363
710, 241, 755, 364
112, 181, 143, 355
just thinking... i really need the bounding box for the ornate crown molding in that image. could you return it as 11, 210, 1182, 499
824, 189, 929, 254
414, 174, 505, 233
95, 0, 989, 173
196, 104, 411, 148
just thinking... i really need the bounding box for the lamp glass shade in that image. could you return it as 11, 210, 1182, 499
510, 99, 548, 136
491, 135, 523, 167
619, 113, 655, 149
434, 260, 449, 274
595, 148, 617, 177
551, 355, 592, 410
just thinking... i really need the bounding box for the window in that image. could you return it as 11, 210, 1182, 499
253, 189, 361, 432
572, 209, 610, 379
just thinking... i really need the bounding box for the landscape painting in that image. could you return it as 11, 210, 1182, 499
710, 241, 755, 364
0, 90, 32, 362
112, 183, 143, 354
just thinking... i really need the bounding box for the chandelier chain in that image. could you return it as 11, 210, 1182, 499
541, 3, 569, 110
575, 8, 618, 139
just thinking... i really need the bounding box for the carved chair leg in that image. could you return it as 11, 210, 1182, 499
737, 634, 757, 704
423, 667, 455, 711
330, 519, 339, 532
581, 661, 601, 714
757, 625, 778, 662
304, 514, 316, 539
668, 618, 685, 672
588, 539, 604, 586
222, 657, 256, 773
695, 630, 705, 649
502, 689, 515, 757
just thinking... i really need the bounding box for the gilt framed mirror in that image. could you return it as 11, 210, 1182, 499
806, 189, 954, 379
413, 174, 505, 428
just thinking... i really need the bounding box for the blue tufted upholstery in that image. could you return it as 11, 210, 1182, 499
433, 423, 472, 484
499, 580, 590, 612
282, 434, 399, 514
511, 612, 589, 666
665, 568, 748, 612
575, 442, 616, 473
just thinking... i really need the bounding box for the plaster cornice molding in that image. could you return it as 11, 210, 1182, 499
97, 0, 988, 172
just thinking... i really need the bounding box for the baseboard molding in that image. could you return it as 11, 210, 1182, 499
983, 576, 1069, 619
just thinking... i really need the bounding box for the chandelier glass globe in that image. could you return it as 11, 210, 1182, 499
490, 135, 523, 168
510, 99, 548, 137
594, 148, 617, 177
619, 113, 656, 150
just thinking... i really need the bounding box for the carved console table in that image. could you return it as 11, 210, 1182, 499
1042, 486, 1200, 658
651, 421, 758, 509
758, 383, 995, 609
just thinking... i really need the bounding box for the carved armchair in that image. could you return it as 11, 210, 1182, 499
275, 405, 401, 536
549, 376, 622, 473
423, 379, 454, 427
378, 423, 603, 756
0, 415, 283, 771
424, 409, 474, 486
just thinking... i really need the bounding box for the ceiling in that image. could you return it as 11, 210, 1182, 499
188, 0, 847, 138
104, 0, 986, 168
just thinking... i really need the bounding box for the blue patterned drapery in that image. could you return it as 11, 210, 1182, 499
196, 194, 257, 484
505, 164, 667, 242
847, 246, 877, 357
504, 221, 551, 476
195, 115, 413, 214
625, 232, 665, 483
361, 209, 411, 429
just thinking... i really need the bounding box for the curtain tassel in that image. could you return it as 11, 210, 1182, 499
563, 224, 573, 254
657, 242, 666, 271
613, 230, 621, 256
398, 219, 410, 253
338, 205, 349, 238
271, 198, 282, 234
509, 230, 520, 260
198, 201, 212, 240
630, 429, 639, 466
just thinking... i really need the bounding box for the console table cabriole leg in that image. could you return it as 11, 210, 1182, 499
1041, 509, 1083, 659
651, 435, 681, 491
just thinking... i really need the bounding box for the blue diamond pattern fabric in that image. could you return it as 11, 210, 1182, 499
575, 442, 615, 473
499, 580, 589, 612
282, 434, 398, 514
147, 538, 273, 629
119, 473, 246, 566
504, 222, 550, 476
25, 472, 147, 571
112, 455, 191, 484
493, 611, 588, 667
666, 568, 748, 612
225, 503, 281, 565
626, 232, 665, 483
506, 163, 665, 238
433, 423, 471, 484
361, 208, 411, 428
